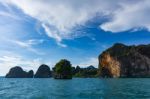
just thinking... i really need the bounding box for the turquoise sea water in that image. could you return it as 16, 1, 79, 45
0, 78, 150, 99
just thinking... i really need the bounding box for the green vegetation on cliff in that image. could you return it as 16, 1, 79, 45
53, 59, 72, 79
72, 65, 98, 78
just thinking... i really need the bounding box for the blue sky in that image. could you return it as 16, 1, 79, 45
0, 0, 150, 75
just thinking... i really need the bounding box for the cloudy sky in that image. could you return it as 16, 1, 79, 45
0, 0, 150, 76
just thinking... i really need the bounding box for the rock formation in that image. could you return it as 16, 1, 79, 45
34, 64, 51, 78
27, 70, 34, 78
53, 59, 72, 79
99, 43, 150, 78
5, 66, 34, 78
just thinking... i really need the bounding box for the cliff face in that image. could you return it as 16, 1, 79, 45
99, 43, 150, 78
99, 53, 120, 77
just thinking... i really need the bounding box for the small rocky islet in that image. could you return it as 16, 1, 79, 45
5, 43, 150, 79
6, 66, 34, 78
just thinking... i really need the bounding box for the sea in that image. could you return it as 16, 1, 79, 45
0, 78, 150, 99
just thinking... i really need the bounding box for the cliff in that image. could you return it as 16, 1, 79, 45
99, 43, 150, 78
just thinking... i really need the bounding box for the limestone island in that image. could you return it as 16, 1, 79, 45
5, 59, 98, 79
5, 43, 150, 79
99, 43, 150, 78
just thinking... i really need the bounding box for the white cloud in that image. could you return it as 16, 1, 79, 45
1, 0, 150, 45
0, 0, 127, 44
14, 39, 44, 47
100, 0, 150, 32
0, 11, 19, 20
12, 39, 45, 55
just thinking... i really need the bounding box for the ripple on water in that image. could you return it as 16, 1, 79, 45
0, 78, 149, 99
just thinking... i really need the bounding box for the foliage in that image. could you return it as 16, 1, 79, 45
73, 66, 98, 78
54, 59, 72, 79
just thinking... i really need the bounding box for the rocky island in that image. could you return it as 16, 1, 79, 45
6, 43, 150, 79
6, 66, 34, 78
5, 63, 98, 78
53, 59, 72, 79
99, 43, 150, 78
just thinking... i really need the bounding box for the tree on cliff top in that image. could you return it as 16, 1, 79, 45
54, 59, 72, 79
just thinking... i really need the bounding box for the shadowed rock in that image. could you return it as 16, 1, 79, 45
5, 66, 34, 78
34, 64, 51, 78
27, 70, 34, 78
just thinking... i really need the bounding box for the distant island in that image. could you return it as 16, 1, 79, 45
6, 59, 98, 79
5, 43, 150, 79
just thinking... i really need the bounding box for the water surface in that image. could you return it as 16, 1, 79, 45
0, 78, 150, 99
